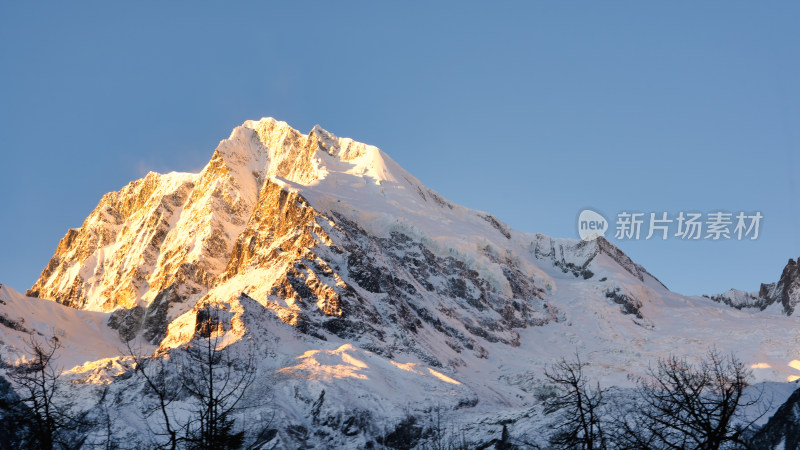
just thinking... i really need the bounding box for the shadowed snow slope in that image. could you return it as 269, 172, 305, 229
0, 284, 124, 369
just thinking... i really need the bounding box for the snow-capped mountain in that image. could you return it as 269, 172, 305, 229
5, 118, 800, 447
711, 256, 800, 315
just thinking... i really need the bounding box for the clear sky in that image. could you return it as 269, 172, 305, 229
1, 2, 798, 296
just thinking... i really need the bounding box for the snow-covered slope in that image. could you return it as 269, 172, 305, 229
6, 118, 800, 447
0, 284, 123, 370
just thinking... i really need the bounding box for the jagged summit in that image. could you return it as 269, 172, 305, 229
711, 255, 800, 315
25, 118, 386, 312
216, 117, 386, 188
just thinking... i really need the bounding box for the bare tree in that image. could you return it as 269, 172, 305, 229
179, 307, 256, 449
617, 350, 761, 450
80, 397, 121, 450
544, 354, 609, 450
8, 333, 87, 449
0, 374, 31, 449
124, 305, 270, 450
421, 405, 470, 450
124, 342, 183, 450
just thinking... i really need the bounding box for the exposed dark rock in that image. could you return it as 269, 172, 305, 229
710, 291, 770, 311
479, 214, 512, 240
378, 416, 423, 449
108, 306, 145, 342
760, 257, 800, 315
346, 252, 383, 294
0, 314, 27, 333
0, 375, 29, 446
107, 285, 182, 343
605, 287, 644, 320
711, 256, 800, 316
142, 286, 180, 343
749, 386, 800, 449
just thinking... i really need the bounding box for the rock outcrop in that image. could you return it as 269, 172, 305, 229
710, 256, 800, 315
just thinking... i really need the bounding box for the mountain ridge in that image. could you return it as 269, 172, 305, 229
6, 117, 800, 447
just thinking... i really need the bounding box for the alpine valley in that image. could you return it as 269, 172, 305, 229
2, 118, 800, 448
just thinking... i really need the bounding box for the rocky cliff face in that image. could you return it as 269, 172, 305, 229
26, 119, 568, 349
25, 120, 350, 339
710, 256, 800, 316
760, 257, 800, 315
750, 385, 800, 449
29, 121, 320, 306
27, 171, 197, 310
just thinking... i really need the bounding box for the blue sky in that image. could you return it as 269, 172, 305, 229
1, 2, 798, 296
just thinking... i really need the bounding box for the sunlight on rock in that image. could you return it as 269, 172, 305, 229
66, 357, 129, 385
750, 362, 771, 369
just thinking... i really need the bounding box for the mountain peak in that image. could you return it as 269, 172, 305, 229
213, 117, 382, 189
310, 122, 377, 162
16, 118, 800, 448
27, 117, 666, 342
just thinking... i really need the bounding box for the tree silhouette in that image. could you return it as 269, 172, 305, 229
7, 333, 88, 449
544, 354, 609, 450
617, 350, 762, 449
179, 307, 255, 449
124, 305, 271, 450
